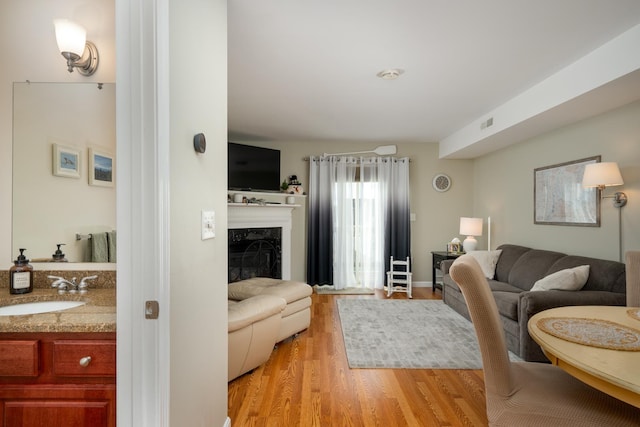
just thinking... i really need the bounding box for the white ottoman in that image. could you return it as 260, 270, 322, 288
228, 277, 312, 342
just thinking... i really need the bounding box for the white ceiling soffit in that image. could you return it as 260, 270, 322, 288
439, 24, 640, 159
228, 1, 640, 157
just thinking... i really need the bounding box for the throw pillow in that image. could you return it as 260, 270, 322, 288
530, 265, 590, 292
467, 250, 502, 279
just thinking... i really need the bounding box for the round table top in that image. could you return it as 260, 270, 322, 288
529, 305, 640, 399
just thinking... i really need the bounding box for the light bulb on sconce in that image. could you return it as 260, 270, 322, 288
582, 162, 627, 208
460, 217, 483, 253
54, 19, 99, 76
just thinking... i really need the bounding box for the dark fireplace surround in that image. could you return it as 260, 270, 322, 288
228, 227, 282, 283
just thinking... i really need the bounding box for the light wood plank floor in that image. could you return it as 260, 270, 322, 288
228, 287, 488, 427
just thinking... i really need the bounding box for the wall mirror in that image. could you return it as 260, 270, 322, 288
12, 82, 116, 265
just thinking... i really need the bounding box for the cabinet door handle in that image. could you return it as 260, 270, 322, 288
79, 356, 92, 367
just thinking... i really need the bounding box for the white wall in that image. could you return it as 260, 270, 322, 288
168, 0, 229, 425
0, 0, 116, 264
474, 100, 640, 261
237, 140, 474, 283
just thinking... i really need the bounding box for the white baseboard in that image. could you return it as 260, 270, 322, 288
413, 281, 430, 288
223, 416, 231, 427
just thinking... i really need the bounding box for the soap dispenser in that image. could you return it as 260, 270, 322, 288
52, 244, 68, 262
10, 248, 34, 294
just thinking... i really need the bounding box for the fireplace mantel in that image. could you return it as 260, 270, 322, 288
228, 203, 296, 280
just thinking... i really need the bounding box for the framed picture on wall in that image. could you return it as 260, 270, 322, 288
89, 147, 115, 187
534, 156, 600, 227
52, 143, 81, 178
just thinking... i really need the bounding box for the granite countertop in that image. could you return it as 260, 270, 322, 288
0, 288, 116, 333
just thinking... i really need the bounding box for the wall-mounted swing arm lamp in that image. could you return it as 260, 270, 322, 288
582, 162, 627, 208
54, 19, 99, 76
582, 161, 628, 262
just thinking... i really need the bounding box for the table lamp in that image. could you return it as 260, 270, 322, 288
460, 217, 483, 253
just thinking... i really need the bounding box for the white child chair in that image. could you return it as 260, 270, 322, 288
386, 256, 412, 298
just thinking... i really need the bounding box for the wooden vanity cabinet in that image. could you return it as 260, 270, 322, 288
0, 332, 116, 427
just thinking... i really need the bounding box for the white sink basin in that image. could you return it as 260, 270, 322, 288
0, 301, 86, 316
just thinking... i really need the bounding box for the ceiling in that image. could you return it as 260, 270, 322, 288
228, 1, 640, 158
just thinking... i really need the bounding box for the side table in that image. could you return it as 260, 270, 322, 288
431, 251, 462, 292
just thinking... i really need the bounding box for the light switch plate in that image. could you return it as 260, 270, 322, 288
201, 210, 215, 240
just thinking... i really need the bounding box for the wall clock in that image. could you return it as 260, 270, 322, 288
432, 173, 451, 192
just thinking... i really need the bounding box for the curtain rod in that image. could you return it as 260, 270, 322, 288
302, 156, 411, 162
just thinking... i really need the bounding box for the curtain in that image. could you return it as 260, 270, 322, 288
332, 157, 358, 288
359, 158, 387, 288
307, 156, 333, 285
383, 158, 411, 275
307, 155, 411, 289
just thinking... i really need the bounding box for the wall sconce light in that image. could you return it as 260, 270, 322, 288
582, 162, 627, 208
582, 161, 628, 262
54, 19, 99, 76
459, 217, 483, 253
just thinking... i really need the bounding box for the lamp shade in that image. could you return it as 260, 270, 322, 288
459, 217, 483, 236
54, 19, 86, 56
582, 162, 624, 188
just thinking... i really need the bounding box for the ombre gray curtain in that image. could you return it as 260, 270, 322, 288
307, 156, 333, 285
383, 158, 411, 275
306, 156, 411, 286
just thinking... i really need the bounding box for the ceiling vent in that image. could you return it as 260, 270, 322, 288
480, 117, 494, 130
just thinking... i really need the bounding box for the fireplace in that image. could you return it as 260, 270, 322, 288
227, 203, 295, 281
228, 227, 282, 283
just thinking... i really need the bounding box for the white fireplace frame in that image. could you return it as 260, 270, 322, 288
228, 204, 296, 280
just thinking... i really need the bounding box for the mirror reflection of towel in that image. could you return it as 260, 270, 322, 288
91, 233, 109, 262
107, 231, 117, 263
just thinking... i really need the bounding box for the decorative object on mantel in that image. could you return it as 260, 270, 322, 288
280, 180, 289, 192
287, 175, 304, 195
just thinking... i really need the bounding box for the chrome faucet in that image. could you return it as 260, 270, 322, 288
48, 275, 97, 295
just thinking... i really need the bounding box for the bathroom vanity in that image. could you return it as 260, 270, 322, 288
0, 287, 116, 427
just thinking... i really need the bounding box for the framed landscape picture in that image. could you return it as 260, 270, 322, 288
534, 156, 600, 227
89, 147, 115, 187
52, 143, 81, 178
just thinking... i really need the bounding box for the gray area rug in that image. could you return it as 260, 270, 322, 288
337, 299, 521, 369
314, 285, 375, 295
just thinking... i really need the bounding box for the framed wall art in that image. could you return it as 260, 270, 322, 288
89, 147, 115, 187
534, 156, 600, 227
52, 143, 81, 178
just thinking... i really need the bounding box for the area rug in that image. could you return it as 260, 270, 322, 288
337, 299, 521, 369
314, 285, 375, 295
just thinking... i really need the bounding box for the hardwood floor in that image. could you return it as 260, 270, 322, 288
228, 287, 488, 426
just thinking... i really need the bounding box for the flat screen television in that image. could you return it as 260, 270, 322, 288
228, 142, 281, 192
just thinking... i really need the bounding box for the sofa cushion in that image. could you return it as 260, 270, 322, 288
467, 250, 502, 279
494, 245, 533, 283
488, 280, 523, 293
228, 294, 286, 332
546, 256, 626, 294
507, 249, 566, 291
530, 265, 590, 292
228, 277, 312, 303
492, 291, 520, 321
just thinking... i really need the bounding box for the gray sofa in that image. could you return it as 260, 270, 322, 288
441, 244, 627, 362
